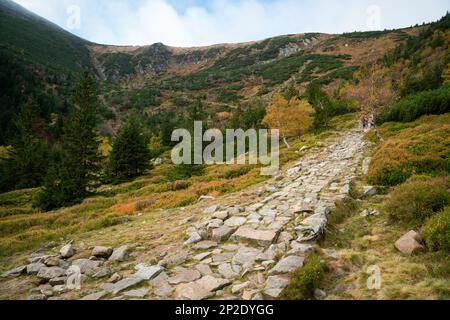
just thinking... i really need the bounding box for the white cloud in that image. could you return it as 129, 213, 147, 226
12, 0, 450, 47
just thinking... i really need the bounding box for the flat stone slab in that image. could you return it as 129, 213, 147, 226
102, 277, 145, 295
123, 288, 149, 298
134, 265, 164, 280
231, 227, 279, 247
264, 275, 290, 298
193, 241, 218, 250
224, 217, 247, 228
269, 256, 304, 275
81, 291, 107, 301
168, 269, 201, 285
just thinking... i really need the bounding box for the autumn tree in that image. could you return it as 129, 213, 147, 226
262, 95, 315, 148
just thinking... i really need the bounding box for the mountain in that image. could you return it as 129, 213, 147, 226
0, 0, 446, 143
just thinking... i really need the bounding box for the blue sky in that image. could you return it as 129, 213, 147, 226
13, 0, 450, 47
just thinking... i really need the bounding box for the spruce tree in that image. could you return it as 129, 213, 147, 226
0, 97, 49, 192
35, 72, 101, 210
107, 119, 151, 181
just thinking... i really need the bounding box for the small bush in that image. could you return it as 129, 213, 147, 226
422, 207, 450, 252
385, 177, 450, 227
167, 180, 190, 191
280, 253, 326, 300
223, 166, 252, 179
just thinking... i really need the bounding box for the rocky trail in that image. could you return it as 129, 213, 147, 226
1, 127, 369, 300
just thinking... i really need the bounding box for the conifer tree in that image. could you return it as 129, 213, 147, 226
35, 72, 101, 210
107, 119, 151, 181
0, 97, 49, 192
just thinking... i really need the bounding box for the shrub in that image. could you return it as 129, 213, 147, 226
167, 180, 190, 191
385, 177, 450, 227
280, 253, 326, 300
422, 207, 450, 252
381, 84, 450, 123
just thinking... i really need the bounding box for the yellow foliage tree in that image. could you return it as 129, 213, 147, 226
262, 95, 315, 148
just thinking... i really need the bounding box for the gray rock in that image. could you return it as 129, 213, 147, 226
42, 255, 61, 267
81, 291, 107, 301
203, 205, 219, 214
28, 294, 47, 301
124, 288, 149, 298
231, 282, 251, 294
37, 267, 66, 280
395, 231, 424, 256
49, 277, 67, 286
108, 273, 122, 283
193, 241, 218, 250
195, 264, 213, 276
134, 265, 164, 280
232, 246, 262, 267
26, 263, 45, 275
159, 251, 189, 267
231, 227, 278, 247
93, 267, 112, 279
211, 226, 234, 242
149, 271, 169, 287
269, 256, 304, 275
103, 277, 145, 295
193, 252, 211, 261
264, 275, 290, 298
155, 284, 173, 297
314, 289, 327, 299
175, 283, 215, 300
288, 242, 315, 256
71, 259, 102, 275
109, 245, 131, 262
224, 216, 247, 228
196, 275, 231, 292
363, 186, 377, 196
212, 211, 229, 220
168, 269, 201, 285
60, 244, 75, 259
184, 232, 202, 245
92, 246, 113, 258
218, 263, 239, 279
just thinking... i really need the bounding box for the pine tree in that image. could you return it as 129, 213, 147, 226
0, 97, 49, 192
35, 72, 102, 210
107, 119, 151, 181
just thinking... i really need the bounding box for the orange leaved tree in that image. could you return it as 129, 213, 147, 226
262, 95, 315, 148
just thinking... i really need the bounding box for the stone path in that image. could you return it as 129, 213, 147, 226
1, 127, 368, 300
157, 128, 367, 300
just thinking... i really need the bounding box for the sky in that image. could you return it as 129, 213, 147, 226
12, 0, 450, 47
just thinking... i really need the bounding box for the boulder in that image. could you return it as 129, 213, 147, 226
1, 266, 26, 278
212, 211, 229, 220
211, 226, 234, 242
184, 232, 202, 245
93, 267, 112, 279
159, 250, 189, 267
196, 275, 231, 292
91, 246, 113, 258
26, 263, 45, 275
60, 244, 75, 259
109, 245, 131, 262
37, 267, 66, 280
395, 231, 424, 256
71, 259, 102, 275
